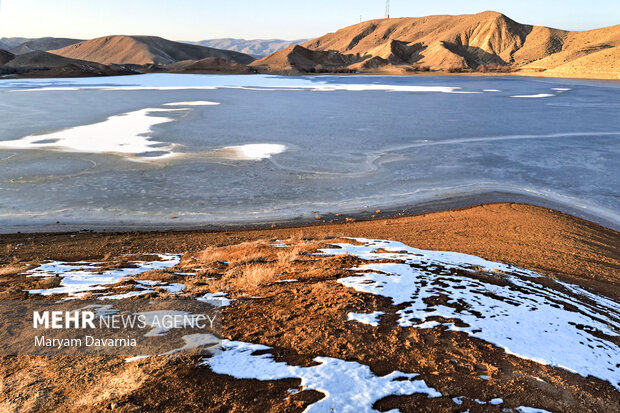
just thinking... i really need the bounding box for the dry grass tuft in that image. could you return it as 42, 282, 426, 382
229, 252, 269, 267
276, 246, 301, 264
198, 246, 231, 264
223, 264, 278, 289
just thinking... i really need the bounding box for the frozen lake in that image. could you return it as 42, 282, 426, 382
0, 74, 618, 232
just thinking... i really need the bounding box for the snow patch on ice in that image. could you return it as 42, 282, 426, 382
510, 94, 555, 98
0, 108, 186, 161
209, 143, 287, 160
163, 101, 220, 106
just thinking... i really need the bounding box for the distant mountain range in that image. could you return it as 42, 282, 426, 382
1, 11, 618, 79
252, 11, 619, 79
0, 37, 33, 49
9, 37, 83, 55
189, 38, 311, 58
0, 36, 255, 78
50, 35, 255, 65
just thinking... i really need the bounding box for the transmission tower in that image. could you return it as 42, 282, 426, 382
385, 0, 390, 19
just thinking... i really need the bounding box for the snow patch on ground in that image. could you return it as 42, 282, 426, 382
320, 238, 620, 390
516, 407, 553, 413
202, 340, 441, 412
26, 254, 180, 298
347, 311, 384, 327
198, 292, 232, 306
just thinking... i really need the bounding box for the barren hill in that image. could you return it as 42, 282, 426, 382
165, 57, 254, 74
0, 50, 136, 77
0, 49, 14, 65
251, 11, 619, 79
9, 37, 82, 55
50, 35, 255, 66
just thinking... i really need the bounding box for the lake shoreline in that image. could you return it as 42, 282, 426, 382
2, 202, 618, 290
1, 192, 618, 235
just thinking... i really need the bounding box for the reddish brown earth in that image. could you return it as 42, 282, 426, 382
251, 11, 620, 79
0, 203, 618, 412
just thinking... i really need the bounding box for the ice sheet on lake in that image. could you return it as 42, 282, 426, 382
202, 340, 441, 412
4, 74, 482, 95
0, 103, 288, 162
26, 254, 180, 298
320, 238, 620, 390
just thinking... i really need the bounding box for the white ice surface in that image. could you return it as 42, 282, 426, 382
211, 143, 287, 160
347, 311, 384, 327
203, 340, 441, 412
320, 238, 620, 390
163, 101, 220, 106
510, 94, 555, 98
6, 74, 477, 95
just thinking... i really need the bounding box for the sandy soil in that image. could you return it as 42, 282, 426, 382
0, 203, 618, 412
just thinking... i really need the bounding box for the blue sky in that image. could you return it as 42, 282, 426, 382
0, 0, 618, 41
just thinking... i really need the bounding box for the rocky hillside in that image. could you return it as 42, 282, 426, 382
0, 50, 137, 78
251, 11, 620, 79
0, 49, 14, 66
50, 35, 255, 66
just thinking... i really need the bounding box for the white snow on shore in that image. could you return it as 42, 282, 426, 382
320, 238, 620, 390
26, 254, 180, 298
347, 311, 384, 327
198, 292, 232, 306
202, 340, 441, 412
